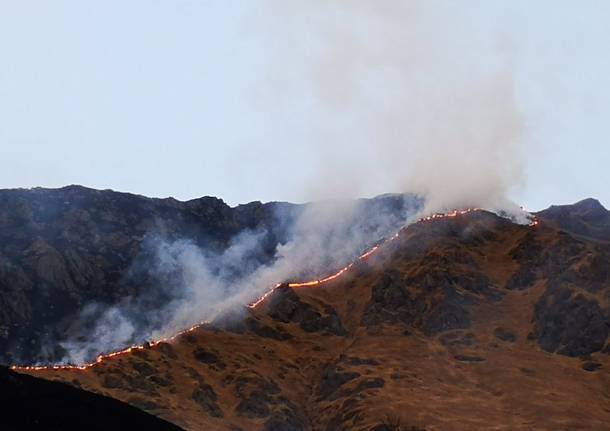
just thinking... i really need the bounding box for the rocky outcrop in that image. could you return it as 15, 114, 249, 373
268, 287, 347, 336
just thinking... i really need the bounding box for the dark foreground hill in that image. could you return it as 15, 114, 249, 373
0, 186, 420, 363
0, 366, 183, 430
22, 201, 610, 430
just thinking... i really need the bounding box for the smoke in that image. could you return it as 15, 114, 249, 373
51, 2, 534, 363
59, 304, 136, 364
253, 1, 528, 214
57, 195, 422, 363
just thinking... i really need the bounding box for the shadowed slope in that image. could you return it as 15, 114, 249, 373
536, 198, 610, 241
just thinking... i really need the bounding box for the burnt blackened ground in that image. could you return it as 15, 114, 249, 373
534, 283, 608, 356
268, 287, 347, 336
510, 229, 610, 356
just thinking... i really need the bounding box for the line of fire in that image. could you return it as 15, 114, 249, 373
11, 208, 539, 372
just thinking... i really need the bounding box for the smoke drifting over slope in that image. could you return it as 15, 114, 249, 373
256, 1, 527, 213
21, 3, 534, 364
58, 196, 421, 363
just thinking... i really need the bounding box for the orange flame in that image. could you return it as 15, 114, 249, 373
249, 209, 481, 307
11, 208, 538, 372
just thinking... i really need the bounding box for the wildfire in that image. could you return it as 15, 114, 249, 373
11, 207, 539, 372
13, 345, 145, 371
418, 208, 481, 222
248, 209, 483, 308
11, 322, 208, 372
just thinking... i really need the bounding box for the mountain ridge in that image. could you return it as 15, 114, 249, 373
535, 197, 610, 241
0, 185, 422, 364
19, 205, 610, 430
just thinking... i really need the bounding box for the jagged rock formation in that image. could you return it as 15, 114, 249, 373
0, 186, 420, 363
22, 201, 610, 430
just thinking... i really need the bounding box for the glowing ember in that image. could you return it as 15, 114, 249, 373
11, 207, 538, 372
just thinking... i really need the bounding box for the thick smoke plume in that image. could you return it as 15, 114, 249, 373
255, 1, 528, 215
55, 2, 532, 363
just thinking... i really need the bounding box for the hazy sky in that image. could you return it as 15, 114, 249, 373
1, 1, 609, 210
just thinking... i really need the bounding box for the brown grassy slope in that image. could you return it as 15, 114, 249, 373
24, 211, 610, 430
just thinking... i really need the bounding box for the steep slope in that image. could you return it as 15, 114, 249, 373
0, 186, 421, 363
0, 366, 183, 430
536, 197, 610, 241
22, 207, 610, 430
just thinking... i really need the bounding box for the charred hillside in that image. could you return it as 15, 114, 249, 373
0, 186, 421, 364
23, 202, 610, 431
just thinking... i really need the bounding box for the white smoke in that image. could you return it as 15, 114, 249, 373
253, 1, 529, 215
59, 304, 136, 364
58, 195, 422, 363
55, 2, 536, 362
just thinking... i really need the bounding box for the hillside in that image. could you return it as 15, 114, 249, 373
21, 203, 610, 430
535, 197, 610, 241
0, 186, 420, 363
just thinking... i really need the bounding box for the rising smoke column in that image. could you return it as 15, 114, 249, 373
254, 1, 529, 214
49, 1, 534, 364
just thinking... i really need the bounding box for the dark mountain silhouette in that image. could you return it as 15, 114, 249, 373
19, 200, 610, 430
0, 366, 183, 430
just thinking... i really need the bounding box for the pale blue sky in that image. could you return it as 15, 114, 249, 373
1, 1, 609, 210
